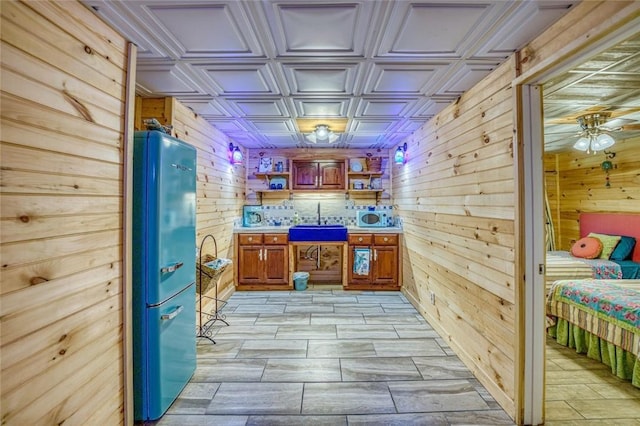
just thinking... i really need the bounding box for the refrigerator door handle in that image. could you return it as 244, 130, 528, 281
160, 305, 184, 321
161, 262, 184, 274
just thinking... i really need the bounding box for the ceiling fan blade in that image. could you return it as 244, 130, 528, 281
545, 105, 611, 124
620, 123, 640, 130
608, 107, 640, 119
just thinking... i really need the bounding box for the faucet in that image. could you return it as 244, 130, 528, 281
317, 202, 321, 225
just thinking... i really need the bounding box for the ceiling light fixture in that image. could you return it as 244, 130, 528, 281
573, 113, 616, 154
305, 124, 339, 144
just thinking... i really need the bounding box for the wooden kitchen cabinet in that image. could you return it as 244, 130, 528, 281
292, 160, 345, 190
347, 233, 399, 290
237, 233, 289, 289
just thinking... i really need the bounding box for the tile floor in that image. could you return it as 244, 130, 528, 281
158, 288, 515, 425
544, 336, 640, 425
156, 288, 640, 425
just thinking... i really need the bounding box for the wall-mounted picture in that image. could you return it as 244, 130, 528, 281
258, 157, 273, 173
242, 205, 264, 227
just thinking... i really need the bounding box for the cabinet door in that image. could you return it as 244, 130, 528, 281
238, 245, 263, 284
348, 245, 372, 284
292, 161, 319, 189
372, 245, 398, 286
264, 245, 289, 284
319, 161, 345, 189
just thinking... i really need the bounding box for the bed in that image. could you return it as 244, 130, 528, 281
545, 213, 640, 386
547, 278, 640, 387
545, 213, 640, 292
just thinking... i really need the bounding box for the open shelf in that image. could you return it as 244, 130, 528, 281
347, 171, 383, 176
255, 172, 291, 178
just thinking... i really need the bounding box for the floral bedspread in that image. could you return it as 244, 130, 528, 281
549, 251, 623, 279
551, 279, 640, 331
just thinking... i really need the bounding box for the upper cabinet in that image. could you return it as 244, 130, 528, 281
245, 149, 392, 201
292, 160, 345, 190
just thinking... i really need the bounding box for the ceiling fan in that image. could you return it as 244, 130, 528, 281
546, 106, 640, 153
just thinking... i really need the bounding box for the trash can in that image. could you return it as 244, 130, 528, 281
293, 271, 310, 291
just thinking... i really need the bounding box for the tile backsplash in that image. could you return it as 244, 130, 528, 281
238, 196, 396, 227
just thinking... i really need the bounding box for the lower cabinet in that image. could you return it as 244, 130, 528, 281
347, 233, 399, 290
237, 233, 289, 289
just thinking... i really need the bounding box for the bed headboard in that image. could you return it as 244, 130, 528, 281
579, 213, 640, 262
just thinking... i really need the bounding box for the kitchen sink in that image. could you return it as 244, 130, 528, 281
288, 224, 348, 242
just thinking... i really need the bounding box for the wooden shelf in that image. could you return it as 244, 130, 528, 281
255, 189, 291, 193
347, 189, 383, 194
255, 172, 291, 178
347, 171, 383, 176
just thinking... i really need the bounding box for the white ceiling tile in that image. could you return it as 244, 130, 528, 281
351, 119, 397, 133
364, 64, 445, 95
471, 2, 574, 58
357, 99, 417, 117
149, 5, 252, 57
135, 64, 205, 96
180, 99, 230, 117
294, 99, 350, 117
210, 120, 250, 133
228, 99, 288, 117
194, 63, 280, 95
251, 120, 296, 132
434, 62, 496, 96
281, 63, 361, 95
263, 1, 376, 57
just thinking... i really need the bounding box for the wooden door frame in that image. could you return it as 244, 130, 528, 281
516, 22, 640, 425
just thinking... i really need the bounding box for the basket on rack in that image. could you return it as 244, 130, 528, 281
366, 156, 382, 172
196, 254, 231, 295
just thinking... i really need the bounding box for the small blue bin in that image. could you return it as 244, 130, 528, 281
293, 272, 309, 291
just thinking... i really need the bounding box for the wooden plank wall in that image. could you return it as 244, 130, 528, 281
544, 135, 640, 250
393, 57, 518, 416
394, 2, 640, 422
1, 1, 129, 424
137, 97, 247, 300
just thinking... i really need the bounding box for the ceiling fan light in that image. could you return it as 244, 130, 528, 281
593, 133, 615, 150
315, 125, 329, 140
573, 137, 590, 151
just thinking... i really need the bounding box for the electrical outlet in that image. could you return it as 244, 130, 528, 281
429, 291, 436, 305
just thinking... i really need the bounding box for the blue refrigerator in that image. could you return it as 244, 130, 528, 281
132, 130, 197, 421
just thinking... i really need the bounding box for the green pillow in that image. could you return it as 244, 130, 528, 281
587, 233, 621, 260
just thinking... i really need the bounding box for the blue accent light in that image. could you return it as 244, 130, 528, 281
395, 143, 408, 164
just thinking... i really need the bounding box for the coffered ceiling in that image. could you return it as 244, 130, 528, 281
85, 0, 577, 149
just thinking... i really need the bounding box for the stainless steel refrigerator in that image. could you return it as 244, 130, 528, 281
132, 130, 197, 421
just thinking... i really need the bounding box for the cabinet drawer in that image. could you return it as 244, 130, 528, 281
348, 234, 373, 245
264, 233, 288, 245
238, 234, 263, 245
374, 234, 398, 245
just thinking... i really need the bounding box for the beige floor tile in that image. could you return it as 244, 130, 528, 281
586, 382, 640, 399
545, 400, 584, 421
566, 398, 640, 419
546, 384, 603, 401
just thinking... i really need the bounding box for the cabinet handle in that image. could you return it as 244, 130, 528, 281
248, 237, 253, 242
319, 176, 322, 186
273, 237, 278, 242
384, 237, 388, 242
259, 249, 263, 261
315, 176, 318, 186
358, 237, 363, 242
264, 249, 268, 262
374, 249, 377, 261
